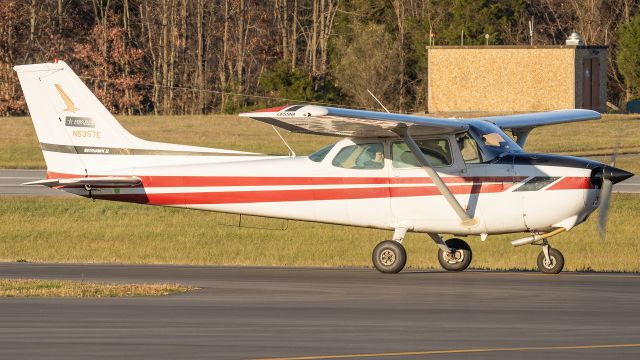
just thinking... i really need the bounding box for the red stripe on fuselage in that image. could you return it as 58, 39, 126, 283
92, 183, 514, 206
390, 183, 510, 198
547, 177, 593, 190
50, 171, 526, 205
47, 171, 524, 187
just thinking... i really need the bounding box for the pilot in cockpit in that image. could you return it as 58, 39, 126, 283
361, 144, 385, 169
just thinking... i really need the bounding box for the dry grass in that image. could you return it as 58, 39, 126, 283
0, 278, 192, 297
1, 113, 639, 170
0, 117, 43, 169
524, 114, 640, 155
0, 195, 638, 272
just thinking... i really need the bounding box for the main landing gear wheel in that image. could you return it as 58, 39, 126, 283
437, 238, 472, 272
537, 247, 564, 274
372, 240, 407, 274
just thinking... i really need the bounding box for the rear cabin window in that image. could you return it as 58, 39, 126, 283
392, 139, 452, 168
332, 143, 385, 169
309, 143, 335, 162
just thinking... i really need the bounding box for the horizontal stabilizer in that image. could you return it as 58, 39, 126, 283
24, 176, 142, 188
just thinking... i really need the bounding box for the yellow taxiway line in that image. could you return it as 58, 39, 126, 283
253, 343, 640, 360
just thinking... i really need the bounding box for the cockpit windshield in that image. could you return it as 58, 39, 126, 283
465, 121, 522, 162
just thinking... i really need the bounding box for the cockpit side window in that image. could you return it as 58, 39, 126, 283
332, 143, 385, 169
392, 138, 453, 168
457, 133, 481, 164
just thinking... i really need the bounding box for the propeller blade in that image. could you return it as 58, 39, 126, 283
597, 177, 613, 240
597, 127, 633, 240
610, 152, 617, 167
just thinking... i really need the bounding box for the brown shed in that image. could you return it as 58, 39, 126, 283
425, 45, 608, 114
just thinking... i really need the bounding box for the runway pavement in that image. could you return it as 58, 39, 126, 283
1, 169, 639, 195
0, 263, 638, 359
612, 175, 640, 193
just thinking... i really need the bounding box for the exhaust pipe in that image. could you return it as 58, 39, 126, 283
511, 228, 566, 247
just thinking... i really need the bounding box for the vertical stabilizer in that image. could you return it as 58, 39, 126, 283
14, 61, 140, 175
14, 61, 258, 176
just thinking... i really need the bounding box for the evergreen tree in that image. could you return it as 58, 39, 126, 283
434, 0, 525, 45
618, 13, 640, 101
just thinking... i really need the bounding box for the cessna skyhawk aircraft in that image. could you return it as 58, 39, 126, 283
14, 61, 633, 274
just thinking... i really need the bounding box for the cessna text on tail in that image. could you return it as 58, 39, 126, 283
14, 61, 633, 274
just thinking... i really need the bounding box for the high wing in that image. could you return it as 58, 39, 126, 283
240, 106, 599, 140
24, 176, 142, 188
480, 109, 601, 130
239, 105, 468, 137
477, 109, 601, 147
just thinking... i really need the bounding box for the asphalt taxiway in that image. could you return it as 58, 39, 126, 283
0, 263, 639, 359
1, 169, 639, 195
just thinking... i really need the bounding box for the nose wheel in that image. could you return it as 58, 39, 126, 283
537, 245, 564, 274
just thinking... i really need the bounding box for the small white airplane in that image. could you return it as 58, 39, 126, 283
14, 61, 633, 274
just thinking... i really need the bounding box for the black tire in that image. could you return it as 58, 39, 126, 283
537, 248, 564, 274
372, 240, 407, 274
437, 238, 472, 272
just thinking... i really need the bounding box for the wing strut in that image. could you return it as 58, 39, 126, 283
511, 128, 532, 147
397, 126, 478, 227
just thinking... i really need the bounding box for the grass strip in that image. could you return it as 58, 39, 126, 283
0, 278, 192, 297
0, 195, 638, 272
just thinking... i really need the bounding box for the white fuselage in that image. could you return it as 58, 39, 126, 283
55, 137, 600, 236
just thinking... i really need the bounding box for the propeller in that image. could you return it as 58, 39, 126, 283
596, 154, 615, 240
595, 143, 633, 240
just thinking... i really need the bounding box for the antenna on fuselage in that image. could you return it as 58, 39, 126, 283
271, 125, 296, 157
366, 89, 390, 113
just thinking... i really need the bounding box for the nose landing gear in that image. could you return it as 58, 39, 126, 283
511, 229, 566, 274
536, 242, 565, 274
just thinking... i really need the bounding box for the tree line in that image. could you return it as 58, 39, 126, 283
1, 0, 640, 116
